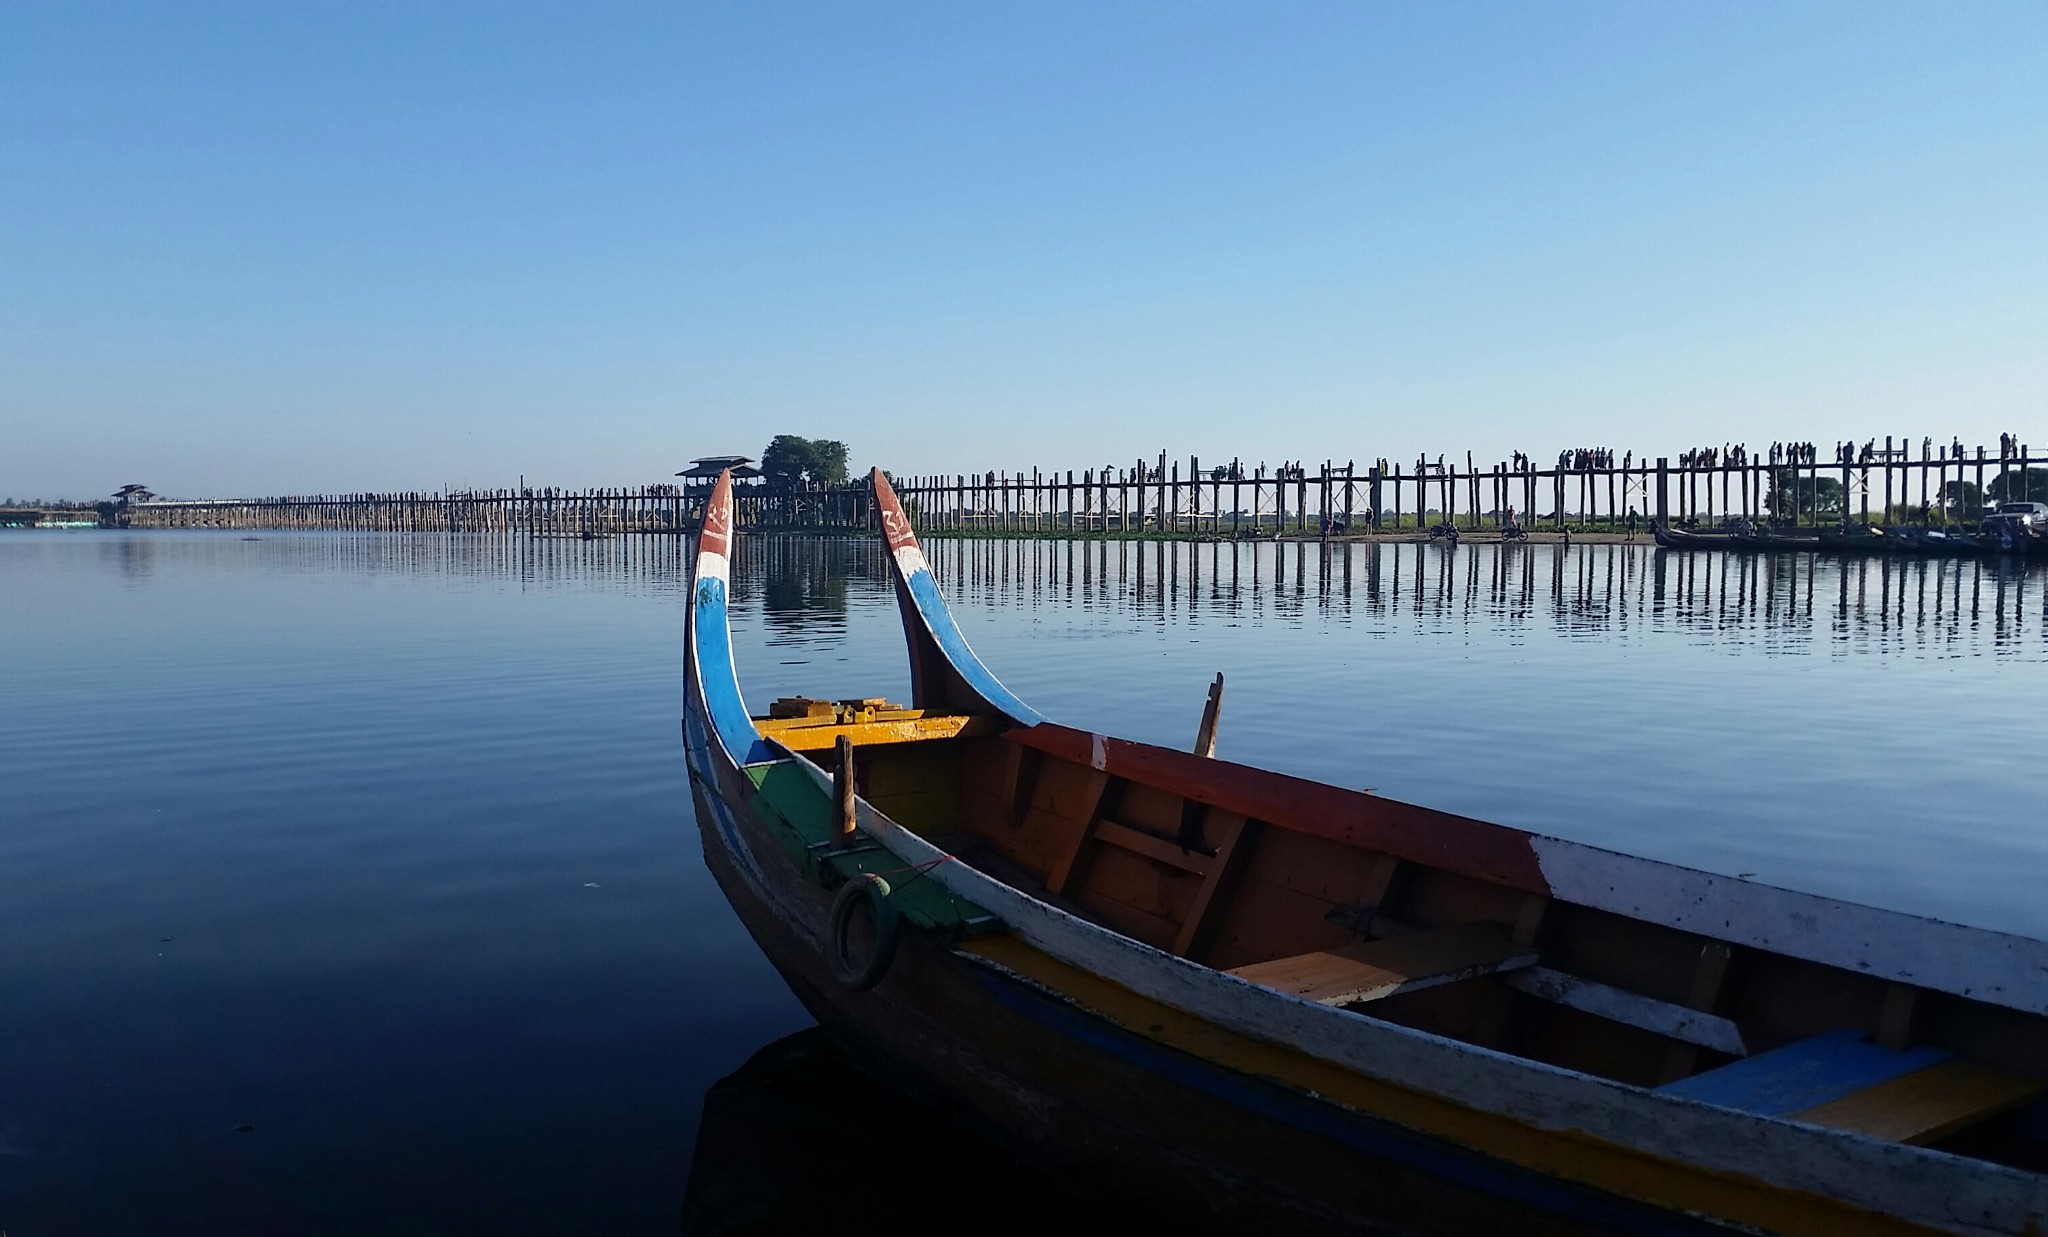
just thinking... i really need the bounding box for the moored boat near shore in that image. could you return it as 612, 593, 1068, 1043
1654, 520, 2035, 558
685, 468, 2048, 1236
1653, 522, 1822, 551
1652, 522, 1748, 550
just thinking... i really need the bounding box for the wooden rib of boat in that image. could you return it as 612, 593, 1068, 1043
683, 468, 2048, 1236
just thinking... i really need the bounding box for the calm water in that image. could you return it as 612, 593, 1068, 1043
4, 529, 2046, 1233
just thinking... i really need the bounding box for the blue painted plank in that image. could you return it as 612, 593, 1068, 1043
903, 565, 1044, 726
692, 575, 777, 766
1656, 1029, 1951, 1117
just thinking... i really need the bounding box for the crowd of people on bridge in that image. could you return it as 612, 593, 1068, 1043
1075, 436, 2029, 493
1510, 448, 1615, 472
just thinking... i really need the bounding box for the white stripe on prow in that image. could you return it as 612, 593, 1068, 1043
697, 552, 730, 585
1090, 733, 1107, 771
892, 545, 930, 578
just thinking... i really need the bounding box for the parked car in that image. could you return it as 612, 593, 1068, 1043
1983, 501, 2048, 534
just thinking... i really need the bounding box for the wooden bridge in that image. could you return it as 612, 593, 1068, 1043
72, 435, 2048, 536
1, 503, 104, 528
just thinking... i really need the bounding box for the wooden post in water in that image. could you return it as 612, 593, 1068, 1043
1843, 454, 1859, 532
1193, 673, 1223, 757
1655, 458, 1669, 528
1882, 435, 1893, 523
1220, 460, 1236, 540
1463, 451, 1474, 531
1157, 451, 1168, 532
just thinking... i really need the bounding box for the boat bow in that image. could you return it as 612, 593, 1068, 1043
684, 470, 776, 769
872, 468, 1043, 725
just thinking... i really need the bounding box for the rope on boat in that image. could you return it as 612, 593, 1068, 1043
868, 853, 955, 886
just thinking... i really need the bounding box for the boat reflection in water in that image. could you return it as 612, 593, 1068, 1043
681, 1028, 1148, 1236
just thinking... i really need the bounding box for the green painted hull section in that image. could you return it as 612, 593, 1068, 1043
744, 760, 1000, 937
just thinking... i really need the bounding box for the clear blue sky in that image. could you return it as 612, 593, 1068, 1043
3, 2, 2042, 498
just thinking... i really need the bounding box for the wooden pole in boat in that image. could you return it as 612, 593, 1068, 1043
1193, 673, 1223, 757
833, 735, 857, 847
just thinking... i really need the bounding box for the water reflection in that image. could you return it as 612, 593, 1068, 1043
681, 1029, 1145, 1236
70, 532, 2040, 658
867, 539, 2048, 658
755, 538, 858, 647
5, 527, 2043, 1234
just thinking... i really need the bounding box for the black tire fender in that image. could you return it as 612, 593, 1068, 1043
827, 873, 900, 992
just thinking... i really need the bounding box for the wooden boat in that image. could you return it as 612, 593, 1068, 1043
1986, 526, 2048, 557
1744, 529, 1824, 550
1655, 523, 1826, 553
1896, 528, 1983, 556
1651, 522, 1751, 550
683, 468, 2048, 1236
1820, 527, 1898, 555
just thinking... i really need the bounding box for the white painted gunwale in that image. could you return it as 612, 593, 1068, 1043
1530, 837, 2048, 1019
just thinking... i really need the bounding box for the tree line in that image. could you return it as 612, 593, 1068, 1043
759, 435, 848, 488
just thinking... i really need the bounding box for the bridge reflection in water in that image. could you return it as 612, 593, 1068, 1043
97, 531, 2044, 655
882, 538, 2048, 657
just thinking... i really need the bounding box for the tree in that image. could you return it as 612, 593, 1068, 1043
1941, 479, 1983, 516
1765, 469, 1843, 519
1987, 468, 2048, 504
760, 436, 849, 488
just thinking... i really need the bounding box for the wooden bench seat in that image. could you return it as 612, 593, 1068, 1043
1226, 923, 1538, 1007
1657, 1030, 1949, 1116
1656, 1029, 2045, 1145
1793, 1059, 2047, 1145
